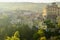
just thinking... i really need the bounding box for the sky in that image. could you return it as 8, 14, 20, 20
0, 0, 60, 3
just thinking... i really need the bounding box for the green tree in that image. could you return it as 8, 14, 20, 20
44, 19, 56, 28
5, 31, 20, 40
5, 36, 11, 40
39, 36, 46, 40
37, 29, 45, 37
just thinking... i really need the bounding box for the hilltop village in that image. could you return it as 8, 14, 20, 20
0, 2, 60, 40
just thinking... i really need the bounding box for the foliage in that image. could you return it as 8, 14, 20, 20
44, 19, 56, 28
0, 16, 60, 40
39, 36, 46, 40
5, 31, 20, 40
37, 29, 45, 36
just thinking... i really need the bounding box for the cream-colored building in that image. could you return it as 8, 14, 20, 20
43, 2, 60, 22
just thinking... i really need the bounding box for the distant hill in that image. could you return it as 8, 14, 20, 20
0, 2, 48, 13
0, 2, 60, 13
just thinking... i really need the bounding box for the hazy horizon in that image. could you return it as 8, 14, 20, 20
0, 0, 60, 3
0, 2, 60, 13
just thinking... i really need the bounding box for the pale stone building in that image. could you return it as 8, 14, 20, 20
43, 2, 60, 23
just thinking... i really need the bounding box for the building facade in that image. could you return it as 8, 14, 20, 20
43, 2, 60, 23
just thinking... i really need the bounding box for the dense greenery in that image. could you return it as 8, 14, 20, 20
0, 16, 60, 40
